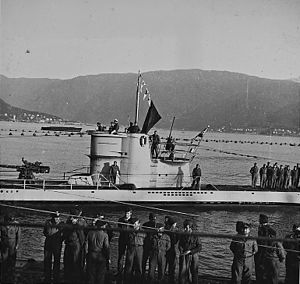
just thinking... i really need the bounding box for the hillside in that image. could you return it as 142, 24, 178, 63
0, 70, 299, 130
0, 97, 62, 123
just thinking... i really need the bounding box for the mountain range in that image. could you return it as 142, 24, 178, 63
0, 70, 299, 131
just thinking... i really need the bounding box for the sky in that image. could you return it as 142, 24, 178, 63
1, 0, 300, 80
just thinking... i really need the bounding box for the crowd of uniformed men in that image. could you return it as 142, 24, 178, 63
250, 162, 300, 190
0, 207, 299, 284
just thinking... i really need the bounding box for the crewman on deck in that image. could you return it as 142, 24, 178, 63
151, 130, 160, 159
276, 165, 284, 189
110, 161, 121, 185
283, 223, 300, 284
148, 223, 171, 284
127, 122, 140, 133
291, 166, 298, 188
109, 118, 119, 134
166, 136, 176, 160
271, 163, 278, 189
0, 214, 21, 284
191, 164, 202, 189
296, 163, 300, 188
124, 217, 146, 284
63, 207, 86, 283
250, 162, 259, 188
116, 207, 132, 276
263, 228, 285, 284
142, 213, 157, 278
175, 166, 184, 187
266, 162, 273, 188
283, 165, 291, 189
254, 214, 271, 284
165, 217, 179, 284
96, 122, 105, 131
178, 219, 202, 284
230, 222, 258, 284
259, 164, 267, 189
85, 220, 110, 284
43, 211, 63, 284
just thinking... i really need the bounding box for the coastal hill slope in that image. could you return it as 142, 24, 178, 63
0, 97, 62, 122
0, 70, 299, 131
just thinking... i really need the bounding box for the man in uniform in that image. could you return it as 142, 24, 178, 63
266, 162, 273, 188
151, 130, 160, 159
109, 118, 119, 134
296, 163, 300, 188
43, 211, 63, 284
63, 207, 86, 283
263, 227, 285, 284
276, 165, 284, 189
176, 166, 184, 188
124, 217, 146, 284
230, 222, 258, 284
148, 223, 171, 284
142, 213, 157, 278
110, 161, 121, 184
259, 164, 267, 189
191, 164, 202, 189
178, 219, 202, 284
250, 162, 259, 188
165, 217, 179, 284
283, 223, 300, 284
85, 220, 110, 284
0, 214, 21, 284
254, 214, 271, 284
117, 207, 132, 275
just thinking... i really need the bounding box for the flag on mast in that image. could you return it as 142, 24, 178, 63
141, 101, 162, 134
195, 126, 209, 138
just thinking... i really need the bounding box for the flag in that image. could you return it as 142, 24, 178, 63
143, 88, 149, 100
140, 80, 146, 94
194, 126, 209, 139
141, 101, 162, 134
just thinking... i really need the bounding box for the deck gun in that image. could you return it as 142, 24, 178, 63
0, 157, 50, 179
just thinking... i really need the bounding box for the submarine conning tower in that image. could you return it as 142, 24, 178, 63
89, 131, 191, 188
89, 131, 152, 187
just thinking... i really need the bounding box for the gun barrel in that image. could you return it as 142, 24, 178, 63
0, 164, 18, 169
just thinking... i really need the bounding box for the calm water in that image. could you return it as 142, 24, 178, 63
0, 121, 300, 278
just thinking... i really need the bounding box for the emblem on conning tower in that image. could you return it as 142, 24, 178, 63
140, 136, 147, 147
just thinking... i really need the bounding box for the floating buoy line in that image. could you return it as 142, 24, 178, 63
0, 129, 299, 147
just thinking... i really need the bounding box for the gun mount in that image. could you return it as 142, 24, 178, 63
0, 158, 50, 179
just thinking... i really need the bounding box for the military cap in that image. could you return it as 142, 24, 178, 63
124, 207, 132, 213
259, 214, 268, 224
236, 221, 244, 233
95, 220, 107, 228
167, 217, 176, 226
149, 212, 156, 220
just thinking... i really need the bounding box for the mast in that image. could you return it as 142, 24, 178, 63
134, 71, 141, 125
168, 116, 176, 138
